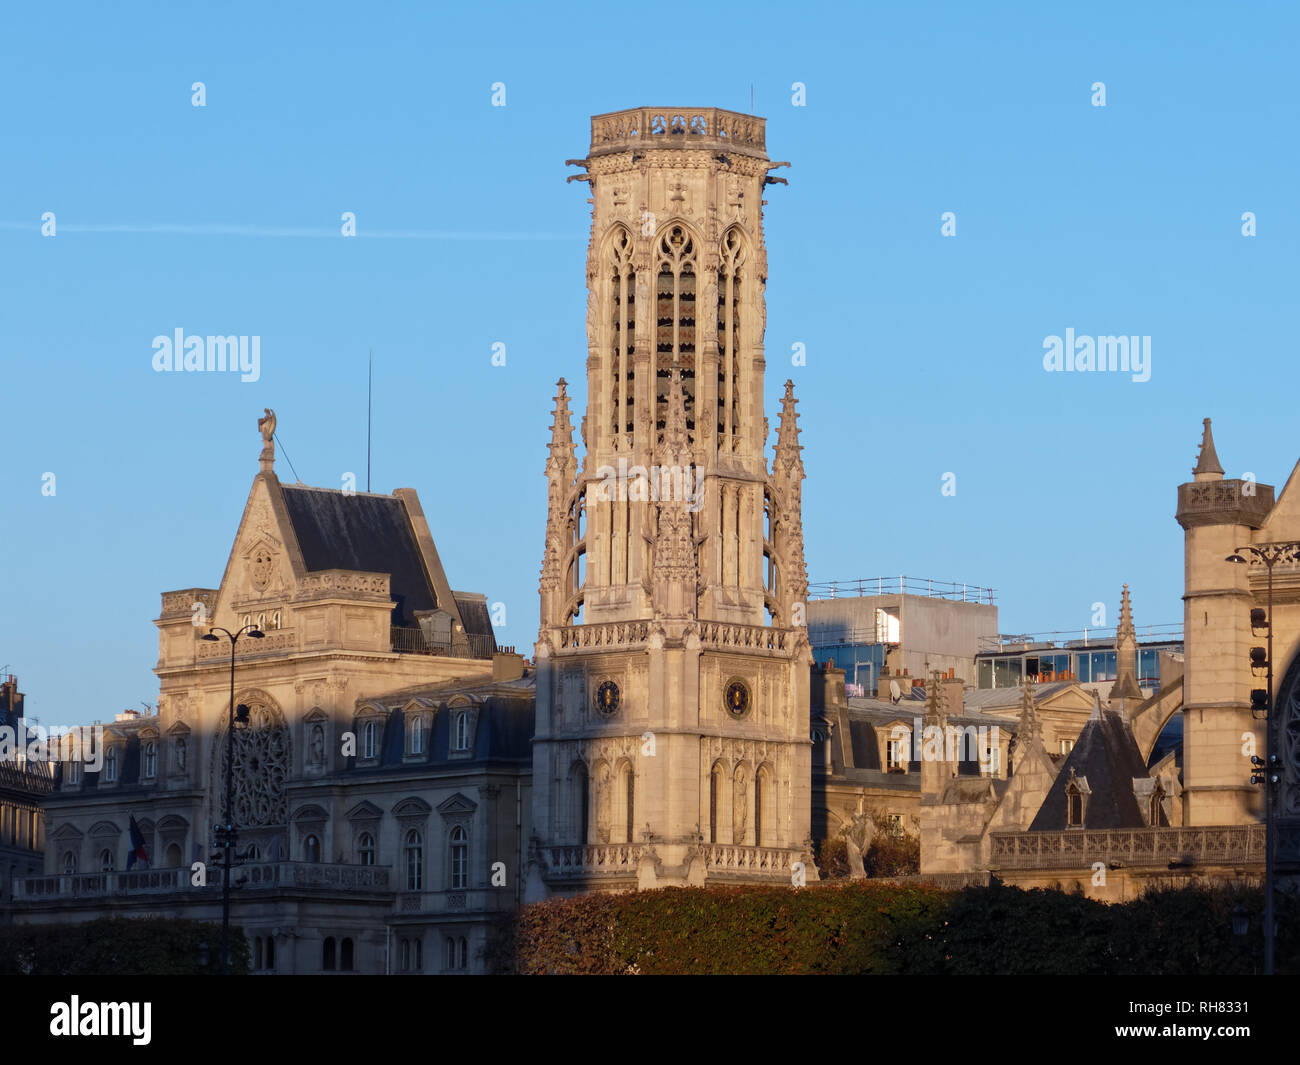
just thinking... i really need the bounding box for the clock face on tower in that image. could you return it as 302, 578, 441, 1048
595, 680, 621, 716
724, 678, 752, 718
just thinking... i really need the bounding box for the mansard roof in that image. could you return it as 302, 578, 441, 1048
279, 486, 436, 628
1028, 705, 1150, 830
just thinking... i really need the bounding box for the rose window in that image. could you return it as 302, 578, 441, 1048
214, 700, 289, 828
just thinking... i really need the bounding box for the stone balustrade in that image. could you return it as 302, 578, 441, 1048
988, 825, 1265, 870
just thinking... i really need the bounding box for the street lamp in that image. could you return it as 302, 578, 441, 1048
1226, 539, 1300, 977
200, 623, 264, 974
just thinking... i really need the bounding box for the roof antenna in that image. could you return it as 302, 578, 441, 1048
367, 349, 373, 493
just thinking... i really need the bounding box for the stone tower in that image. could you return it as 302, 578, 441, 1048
1176, 418, 1273, 824
528, 108, 814, 897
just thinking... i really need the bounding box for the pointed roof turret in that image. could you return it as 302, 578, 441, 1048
1193, 417, 1224, 479
1110, 584, 1143, 702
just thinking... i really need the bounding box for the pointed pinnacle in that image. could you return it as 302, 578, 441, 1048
1194, 417, 1224, 475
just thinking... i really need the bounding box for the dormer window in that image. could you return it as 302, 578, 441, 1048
886, 737, 905, 772
1066, 782, 1084, 827
66, 761, 80, 787
103, 748, 118, 784
407, 714, 427, 757
453, 712, 469, 752
362, 720, 377, 760
142, 741, 158, 780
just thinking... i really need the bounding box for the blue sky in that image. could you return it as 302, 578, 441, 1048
1, 1, 1296, 725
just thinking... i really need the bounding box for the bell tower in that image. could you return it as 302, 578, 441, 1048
528, 108, 814, 897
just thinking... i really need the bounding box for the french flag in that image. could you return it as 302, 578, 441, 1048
126, 815, 150, 870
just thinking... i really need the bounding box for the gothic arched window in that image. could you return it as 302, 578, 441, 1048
716, 227, 746, 449
444, 936, 456, 971
1066, 782, 1084, 827
655, 224, 697, 445
606, 225, 637, 445
459, 937, 469, 970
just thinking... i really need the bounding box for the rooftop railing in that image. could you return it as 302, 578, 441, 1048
390, 628, 496, 660
808, 576, 996, 604
977, 624, 1183, 654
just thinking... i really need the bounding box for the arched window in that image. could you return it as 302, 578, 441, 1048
405, 829, 423, 891
265, 936, 275, 971
654, 224, 698, 446
620, 763, 635, 844
340, 937, 354, 971
716, 226, 746, 449
413, 938, 422, 971
246, 843, 260, 861
449, 826, 468, 889
605, 225, 636, 444
453, 712, 469, 752
362, 721, 377, 760
459, 936, 468, 970
99, 848, 114, 872
142, 741, 157, 779
62, 851, 77, 875
754, 771, 764, 848
304, 834, 321, 863
165, 843, 182, 868
254, 937, 263, 970
408, 715, 424, 755
104, 748, 118, 784
445, 936, 456, 971
569, 763, 589, 844
323, 937, 336, 971
357, 831, 375, 866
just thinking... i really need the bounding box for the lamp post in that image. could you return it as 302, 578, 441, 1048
200, 623, 263, 974
1226, 539, 1300, 977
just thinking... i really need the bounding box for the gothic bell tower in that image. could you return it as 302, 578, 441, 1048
528, 108, 815, 898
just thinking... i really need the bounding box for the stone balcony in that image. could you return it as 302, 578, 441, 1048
589, 107, 767, 159
393, 888, 508, 915
988, 825, 1265, 871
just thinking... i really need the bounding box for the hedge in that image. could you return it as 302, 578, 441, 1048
496, 880, 1299, 975
0, 918, 249, 975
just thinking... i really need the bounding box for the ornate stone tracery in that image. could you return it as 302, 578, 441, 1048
210, 694, 290, 829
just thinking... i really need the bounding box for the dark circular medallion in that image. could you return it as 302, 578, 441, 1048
724, 678, 752, 718
595, 680, 621, 716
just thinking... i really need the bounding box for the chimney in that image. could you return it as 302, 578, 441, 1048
492, 647, 526, 682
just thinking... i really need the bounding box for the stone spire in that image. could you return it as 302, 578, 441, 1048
1193, 417, 1224, 480
1110, 583, 1143, 702
771, 380, 808, 621
540, 380, 576, 627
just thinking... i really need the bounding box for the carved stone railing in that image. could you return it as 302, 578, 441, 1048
197, 628, 297, 660
395, 889, 500, 914
590, 108, 766, 157
544, 844, 644, 877
295, 570, 391, 600
557, 621, 651, 651
159, 588, 217, 620
15, 861, 392, 900
988, 825, 1266, 870
698, 622, 791, 654
703, 845, 797, 875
